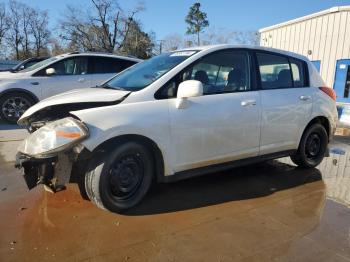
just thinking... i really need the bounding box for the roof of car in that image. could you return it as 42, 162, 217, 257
176, 44, 309, 62
54, 52, 143, 62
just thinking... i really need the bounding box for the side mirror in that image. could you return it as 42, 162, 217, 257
46, 68, 56, 76
177, 80, 203, 99
176, 80, 203, 109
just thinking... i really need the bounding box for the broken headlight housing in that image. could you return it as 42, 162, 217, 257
18, 117, 89, 158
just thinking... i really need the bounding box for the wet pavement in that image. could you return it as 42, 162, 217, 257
0, 124, 350, 261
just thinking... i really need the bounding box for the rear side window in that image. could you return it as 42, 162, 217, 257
256, 53, 292, 89
256, 52, 308, 89
289, 58, 306, 87
89, 57, 136, 74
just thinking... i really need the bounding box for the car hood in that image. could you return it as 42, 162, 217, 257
0, 71, 29, 79
18, 87, 131, 125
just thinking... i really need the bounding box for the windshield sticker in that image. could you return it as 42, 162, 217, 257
170, 51, 196, 57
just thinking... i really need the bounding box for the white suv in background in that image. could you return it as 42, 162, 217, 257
0, 52, 141, 123
16, 45, 337, 213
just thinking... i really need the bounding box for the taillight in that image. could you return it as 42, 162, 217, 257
319, 87, 336, 101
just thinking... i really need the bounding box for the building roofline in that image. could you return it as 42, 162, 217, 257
259, 6, 350, 33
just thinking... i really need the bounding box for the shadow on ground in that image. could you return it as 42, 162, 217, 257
125, 161, 322, 215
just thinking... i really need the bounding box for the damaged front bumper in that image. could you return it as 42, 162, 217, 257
15, 152, 74, 192
15, 116, 90, 192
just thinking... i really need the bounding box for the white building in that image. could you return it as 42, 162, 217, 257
259, 6, 350, 105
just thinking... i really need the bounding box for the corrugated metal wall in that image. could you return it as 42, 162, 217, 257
260, 9, 350, 88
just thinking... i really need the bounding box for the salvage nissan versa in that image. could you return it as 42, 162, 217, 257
15, 45, 338, 213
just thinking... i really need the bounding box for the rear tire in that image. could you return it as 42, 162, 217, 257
84, 141, 154, 213
290, 123, 328, 168
0, 92, 35, 124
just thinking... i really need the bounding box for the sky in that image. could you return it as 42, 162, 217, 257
26, 0, 350, 40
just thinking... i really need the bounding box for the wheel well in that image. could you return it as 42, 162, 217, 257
303, 116, 330, 140
93, 134, 165, 183
0, 89, 39, 103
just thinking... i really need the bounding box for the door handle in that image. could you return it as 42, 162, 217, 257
241, 100, 256, 107
299, 95, 311, 101
78, 78, 85, 83
30, 82, 39, 85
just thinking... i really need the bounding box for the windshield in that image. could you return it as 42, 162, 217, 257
11, 60, 26, 71
104, 51, 197, 91
20, 57, 58, 73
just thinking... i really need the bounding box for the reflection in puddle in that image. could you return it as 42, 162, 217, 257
279, 142, 350, 207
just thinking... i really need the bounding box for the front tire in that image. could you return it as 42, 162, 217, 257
291, 123, 328, 168
0, 92, 35, 124
84, 141, 154, 212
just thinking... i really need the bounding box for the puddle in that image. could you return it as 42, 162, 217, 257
330, 147, 346, 155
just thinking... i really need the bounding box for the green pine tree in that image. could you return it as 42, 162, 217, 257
185, 3, 209, 46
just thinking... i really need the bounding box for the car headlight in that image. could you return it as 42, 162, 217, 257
18, 117, 89, 158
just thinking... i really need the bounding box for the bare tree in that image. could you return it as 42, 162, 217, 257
29, 9, 50, 56
60, 0, 144, 53
0, 3, 9, 49
7, 0, 23, 59
49, 37, 71, 56
201, 28, 260, 46
162, 33, 183, 52
233, 31, 260, 45
59, 5, 97, 51
91, 0, 145, 52
20, 5, 32, 58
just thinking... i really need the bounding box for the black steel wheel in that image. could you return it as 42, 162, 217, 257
84, 141, 154, 212
291, 123, 328, 168
109, 154, 145, 201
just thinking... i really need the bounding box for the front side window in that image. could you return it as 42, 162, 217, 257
156, 50, 251, 99
257, 53, 292, 89
50, 57, 88, 75
104, 51, 197, 91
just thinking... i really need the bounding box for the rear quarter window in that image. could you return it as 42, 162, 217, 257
289, 58, 307, 87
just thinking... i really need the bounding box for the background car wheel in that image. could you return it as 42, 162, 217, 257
84, 141, 154, 213
290, 123, 328, 168
0, 92, 35, 124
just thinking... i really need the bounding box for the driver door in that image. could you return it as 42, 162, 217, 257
165, 50, 261, 173
36, 56, 91, 99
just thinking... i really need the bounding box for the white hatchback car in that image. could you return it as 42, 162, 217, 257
0, 52, 141, 123
16, 45, 337, 213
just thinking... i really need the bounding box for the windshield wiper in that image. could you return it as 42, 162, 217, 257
98, 83, 127, 91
